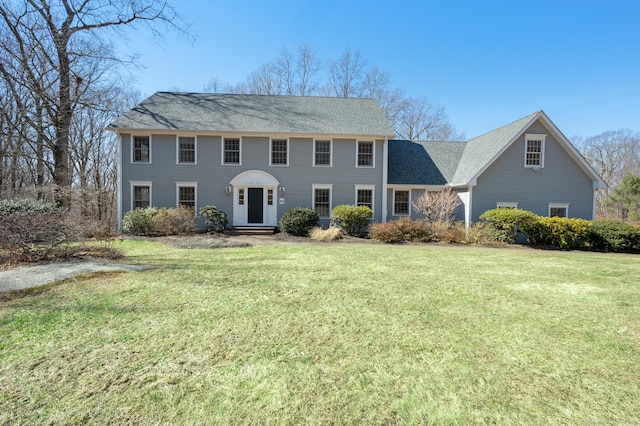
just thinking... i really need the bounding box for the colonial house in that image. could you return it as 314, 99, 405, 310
108, 92, 605, 231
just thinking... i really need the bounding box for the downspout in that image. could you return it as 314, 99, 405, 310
381, 136, 388, 223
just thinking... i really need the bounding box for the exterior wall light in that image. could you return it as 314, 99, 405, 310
279, 186, 285, 194
225, 185, 232, 194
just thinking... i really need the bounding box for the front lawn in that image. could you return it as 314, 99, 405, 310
1, 240, 639, 424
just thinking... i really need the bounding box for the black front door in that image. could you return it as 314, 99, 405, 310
247, 188, 263, 224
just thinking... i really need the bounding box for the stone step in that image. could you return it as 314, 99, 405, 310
230, 226, 277, 235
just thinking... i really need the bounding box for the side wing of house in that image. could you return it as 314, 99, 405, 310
464, 113, 605, 223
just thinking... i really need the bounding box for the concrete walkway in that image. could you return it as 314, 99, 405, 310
0, 260, 149, 292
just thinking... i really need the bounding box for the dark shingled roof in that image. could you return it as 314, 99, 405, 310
388, 140, 465, 185
109, 92, 395, 137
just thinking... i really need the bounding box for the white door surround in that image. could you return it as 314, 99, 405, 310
229, 170, 279, 226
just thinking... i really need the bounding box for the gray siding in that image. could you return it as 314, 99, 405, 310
120, 133, 385, 229
471, 120, 594, 221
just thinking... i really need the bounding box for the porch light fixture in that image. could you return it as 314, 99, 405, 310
279, 186, 285, 194
225, 185, 232, 194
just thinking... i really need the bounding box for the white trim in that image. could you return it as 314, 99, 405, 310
131, 134, 152, 164
222, 136, 242, 165
175, 181, 198, 211
548, 203, 570, 217
117, 133, 123, 231
312, 184, 333, 218
355, 184, 375, 211
269, 137, 289, 167
356, 140, 376, 168
497, 201, 519, 209
313, 139, 333, 167
129, 180, 152, 211
105, 127, 394, 141
524, 133, 546, 169
392, 188, 411, 216
382, 137, 388, 222
176, 135, 197, 165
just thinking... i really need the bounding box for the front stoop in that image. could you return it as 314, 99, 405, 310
230, 226, 277, 236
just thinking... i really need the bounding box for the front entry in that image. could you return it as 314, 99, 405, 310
229, 170, 280, 227
247, 188, 264, 223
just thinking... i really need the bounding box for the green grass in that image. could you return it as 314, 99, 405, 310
1, 240, 639, 425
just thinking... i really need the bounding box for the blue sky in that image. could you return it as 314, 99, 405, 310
119, 0, 640, 139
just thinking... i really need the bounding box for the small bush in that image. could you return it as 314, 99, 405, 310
309, 226, 343, 241
588, 220, 640, 252
0, 198, 62, 217
199, 205, 228, 232
460, 222, 500, 245
369, 218, 434, 243
479, 209, 538, 243
0, 211, 83, 261
122, 207, 159, 236
279, 207, 319, 236
152, 207, 196, 235
331, 205, 373, 237
520, 217, 591, 250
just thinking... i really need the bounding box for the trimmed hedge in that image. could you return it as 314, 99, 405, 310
479, 208, 537, 243
331, 205, 373, 237
520, 217, 591, 250
480, 208, 640, 252
588, 220, 640, 252
279, 207, 319, 236
369, 217, 434, 243
122, 207, 196, 236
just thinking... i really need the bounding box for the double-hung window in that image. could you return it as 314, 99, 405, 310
357, 141, 374, 167
313, 185, 332, 218
270, 139, 288, 166
132, 135, 151, 163
525, 134, 546, 168
314, 140, 332, 166
177, 182, 197, 211
131, 181, 151, 210
223, 138, 241, 165
355, 185, 374, 211
393, 190, 410, 216
177, 136, 196, 164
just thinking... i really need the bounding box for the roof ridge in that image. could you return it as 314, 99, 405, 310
467, 111, 540, 141
155, 91, 378, 101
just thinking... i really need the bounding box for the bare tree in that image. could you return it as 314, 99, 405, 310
295, 44, 321, 96
0, 0, 188, 208
577, 129, 640, 218
412, 188, 461, 224
327, 47, 367, 97
395, 96, 464, 141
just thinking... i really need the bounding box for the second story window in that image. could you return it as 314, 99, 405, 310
132, 135, 150, 163
357, 141, 374, 167
223, 138, 241, 165
270, 139, 288, 166
177, 136, 196, 164
314, 140, 331, 166
525, 134, 546, 168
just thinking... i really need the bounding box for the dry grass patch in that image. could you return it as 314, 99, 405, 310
309, 226, 343, 241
